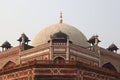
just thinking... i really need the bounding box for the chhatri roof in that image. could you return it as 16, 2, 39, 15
88, 35, 101, 45
17, 33, 30, 42
107, 43, 119, 51
52, 31, 68, 39
1, 41, 12, 49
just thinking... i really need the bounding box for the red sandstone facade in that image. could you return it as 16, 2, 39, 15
0, 39, 119, 80
0, 17, 120, 80
0, 60, 120, 80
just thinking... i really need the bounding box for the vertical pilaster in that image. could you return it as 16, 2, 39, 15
66, 38, 70, 61
98, 48, 101, 67
50, 39, 53, 60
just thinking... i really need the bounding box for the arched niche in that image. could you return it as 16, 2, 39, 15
3, 61, 16, 69
54, 57, 65, 64
102, 62, 117, 71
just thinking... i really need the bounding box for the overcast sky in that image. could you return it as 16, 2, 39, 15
0, 0, 120, 52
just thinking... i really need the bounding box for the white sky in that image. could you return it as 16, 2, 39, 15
0, 0, 120, 52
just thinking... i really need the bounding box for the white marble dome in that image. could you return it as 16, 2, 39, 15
32, 23, 89, 47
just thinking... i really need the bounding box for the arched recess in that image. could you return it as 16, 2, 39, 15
102, 62, 117, 71
54, 57, 65, 64
3, 61, 16, 69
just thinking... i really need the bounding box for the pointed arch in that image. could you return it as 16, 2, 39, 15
102, 62, 117, 71
3, 61, 16, 69
54, 56, 65, 64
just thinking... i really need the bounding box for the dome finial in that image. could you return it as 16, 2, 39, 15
60, 11, 63, 23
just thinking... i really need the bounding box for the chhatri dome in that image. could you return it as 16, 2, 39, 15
32, 13, 89, 47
